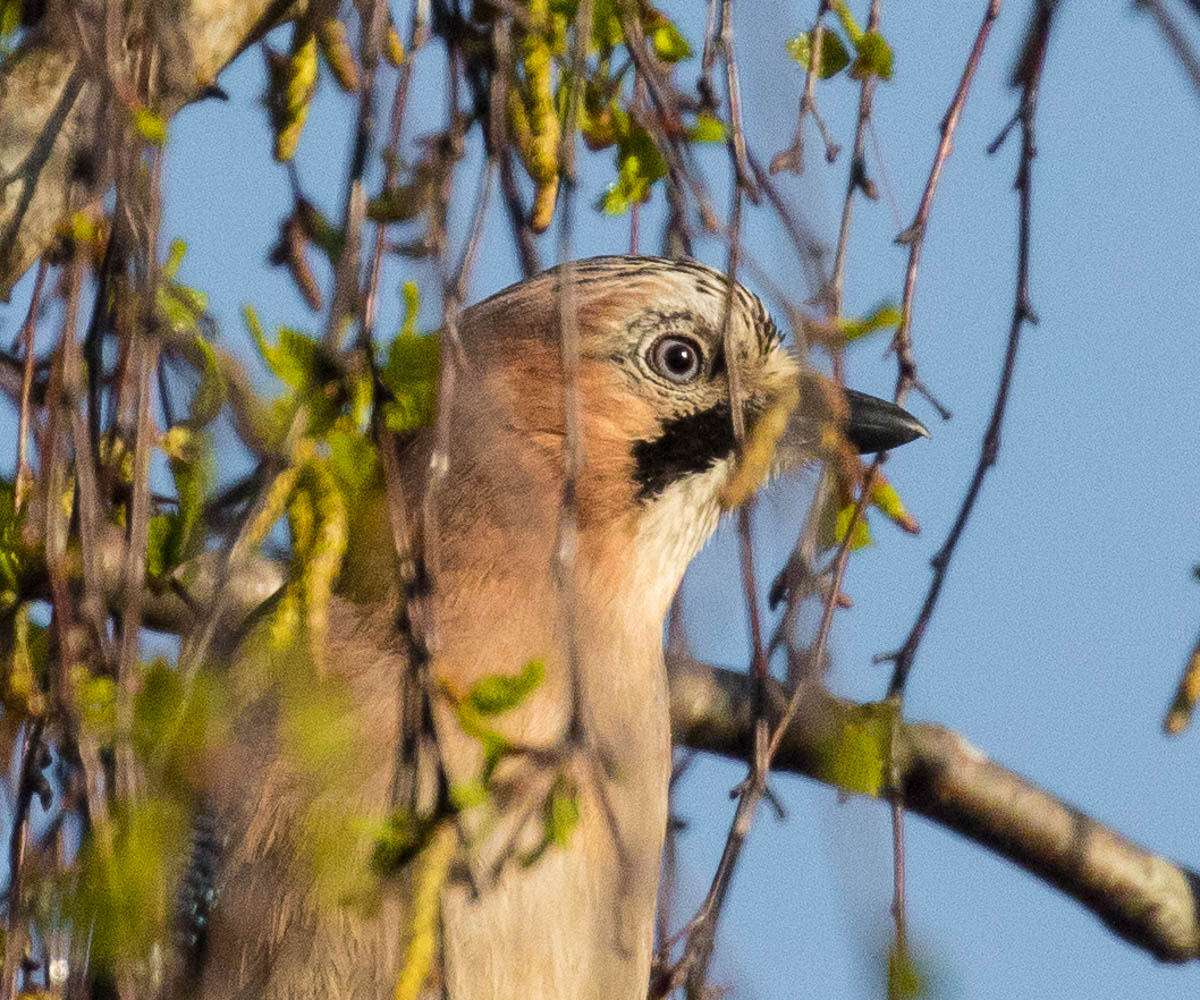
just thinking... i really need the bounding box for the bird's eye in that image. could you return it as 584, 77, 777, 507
649, 336, 704, 384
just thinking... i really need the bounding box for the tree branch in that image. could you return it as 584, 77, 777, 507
20, 524, 1200, 967
667, 652, 1200, 965
0, 0, 299, 299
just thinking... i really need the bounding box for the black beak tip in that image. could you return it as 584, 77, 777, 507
843, 388, 930, 455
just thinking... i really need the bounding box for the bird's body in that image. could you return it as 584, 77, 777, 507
193, 256, 924, 1000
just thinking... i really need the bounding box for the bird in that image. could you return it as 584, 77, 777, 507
190, 255, 926, 1000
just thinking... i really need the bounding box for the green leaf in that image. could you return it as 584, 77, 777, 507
466, 659, 545, 716
74, 668, 117, 743
548, 777, 579, 848
888, 941, 927, 999
552, 0, 622, 53
71, 799, 189, 968
244, 303, 269, 358
399, 281, 421, 338
579, 94, 621, 151
519, 775, 580, 867
164, 239, 187, 279
188, 336, 226, 426
651, 20, 691, 62
133, 108, 168, 146
851, 29, 893, 80
0, 0, 21, 39
299, 201, 344, 260
158, 281, 209, 335
166, 427, 213, 561
871, 475, 919, 535
839, 301, 902, 342
328, 427, 378, 501
372, 810, 435, 875
450, 779, 490, 812
10, 607, 49, 710
0, 481, 24, 613
834, 502, 873, 550
594, 0, 625, 50
145, 514, 180, 580
786, 28, 850, 79
818, 700, 896, 797
380, 331, 439, 434
600, 124, 668, 215
245, 305, 326, 393
368, 186, 425, 224
688, 112, 726, 144
275, 327, 325, 392
132, 659, 222, 783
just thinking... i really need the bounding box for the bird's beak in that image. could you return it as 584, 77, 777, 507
720, 378, 929, 509
842, 388, 929, 454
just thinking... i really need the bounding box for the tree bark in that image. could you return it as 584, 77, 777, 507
668, 652, 1200, 964
0, 0, 298, 299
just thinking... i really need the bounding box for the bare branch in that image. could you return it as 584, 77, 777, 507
880, 1, 1055, 698
667, 653, 1200, 966
1135, 0, 1200, 100
892, 0, 1001, 406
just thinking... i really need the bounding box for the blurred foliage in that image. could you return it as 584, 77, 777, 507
720, 381, 801, 510
381, 284, 440, 434
269, 26, 319, 162
0, 0, 921, 993
70, 799, 190, 969
132, 108, 168, 147
815, 699, 897, 797
887, 941, 927, 1000
0, 0, 24, 55
0, 481, 26, 614
395, 820, 456, 1000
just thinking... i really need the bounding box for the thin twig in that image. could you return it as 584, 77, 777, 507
115, 145, 166, 803
421, 16, 472, 663
657, 465, 879, 998
770, 0, 839, 174
1164, 629, 1200, 734
60, 255, 114, 674
361, 0, 428, 347
13, 260, 49, 512
717, 0, 758, 200
324, 0, 387, 350
768, 462, 878, 762
1136, 0, 1200, 99
827, 0, 883, 363
1, 719, 45, 1000
494, 18, 542, 277
893, 0, 1001, 406
880, 1, 1054, 699
889, 794, 908, 988
748, 153, 828, 304
554, 0, 592, 738
619, 6, 720, 232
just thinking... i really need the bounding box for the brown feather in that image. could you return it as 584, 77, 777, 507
196, 257, 804, 1000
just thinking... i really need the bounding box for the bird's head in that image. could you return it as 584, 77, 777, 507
456, 255, 925, 616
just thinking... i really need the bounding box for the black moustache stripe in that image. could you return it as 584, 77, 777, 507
632, 403, 737, 501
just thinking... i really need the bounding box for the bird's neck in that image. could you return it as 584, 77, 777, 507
411, 416, 712, 749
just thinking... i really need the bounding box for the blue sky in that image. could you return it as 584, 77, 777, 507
4, 2, 1200, 997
